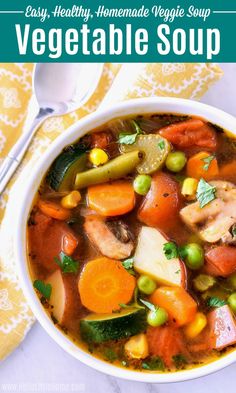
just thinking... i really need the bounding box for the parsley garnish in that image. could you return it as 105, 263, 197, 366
142, 356, 165, 371
118, 120, 143, 145
163, 242, 179, 260
158, 140, 165, 150
140, 299, 157, 312
33, 280, 52, 300
131, 120, 142, 134
119, 303, 131, 309
54, 252, 79, 273
173, 354, 187, 369
122, 258, 135, 276
104, 348, 118, 362
231, 225, 236, 237
118, 133, 138, 145
201, 154, 216, 171
122, 258, 134, 270
207, 296, 227, 308
163, 242, 188, 261
196, 178, 216, 208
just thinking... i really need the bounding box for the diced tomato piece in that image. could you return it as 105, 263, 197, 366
147, 325, 188, 367
28, 212, 79, 273
187, 327, 211, 354
138, 172, 181, 231
159, 119, 217, 151
205, 246, 236, 277
91, 131, 113, 150
208, 305, 236, 350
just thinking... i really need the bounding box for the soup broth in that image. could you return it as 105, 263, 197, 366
27, 113, 236, 372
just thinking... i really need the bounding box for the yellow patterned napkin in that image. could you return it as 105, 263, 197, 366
0, 63, 223, 361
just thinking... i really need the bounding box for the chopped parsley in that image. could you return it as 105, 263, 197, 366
122, 258, 135, 276
196, 178, 217, 208
163, 242, 179, 260
118, 133, 138, 145
122, 258, 134, 270
131, 120, 142, 134
118, 120, 143, 145
140, 299, 157, 312
231, 225, 236, 237
158, 140, 165, 150
163, 242, 188, 261
201, 154, 216, 171
33, 280, 52, 300
119, 303, 131, 309
207, 296, 227, 308
142, 356, 165, 371
54, 252, 79, 273
103, 348, 118, 362
173, 354, 188, 369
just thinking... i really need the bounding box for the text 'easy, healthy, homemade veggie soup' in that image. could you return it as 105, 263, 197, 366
27, 113, 236, 373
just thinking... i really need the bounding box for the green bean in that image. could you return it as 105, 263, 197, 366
74, 151, 143, 189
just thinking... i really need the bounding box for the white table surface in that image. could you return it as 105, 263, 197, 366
1, 63, 236, 393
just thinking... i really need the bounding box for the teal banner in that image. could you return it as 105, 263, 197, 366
0, 0, 235, 61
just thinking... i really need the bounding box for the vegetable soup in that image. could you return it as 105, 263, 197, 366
27, 114, 236, 372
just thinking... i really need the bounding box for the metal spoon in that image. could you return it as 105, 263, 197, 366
0, 63, 104, 194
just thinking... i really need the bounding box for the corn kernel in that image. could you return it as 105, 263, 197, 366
181, 177, 198, 199
124, 333, 149, 359
61, 191, 81, 209
184, 312, 207, 339
89, 148, 108, 166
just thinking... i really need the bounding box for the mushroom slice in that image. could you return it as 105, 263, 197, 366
180, 180, 236, 243
84, 216, 134, 260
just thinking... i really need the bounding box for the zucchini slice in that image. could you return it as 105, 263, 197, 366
120, 134, 170, 174
80, 308, 147, 343
48, 147, 87, 191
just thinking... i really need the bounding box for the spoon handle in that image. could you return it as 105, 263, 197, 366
0, 95, 48, 194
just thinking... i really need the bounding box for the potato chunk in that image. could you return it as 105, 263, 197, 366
46, 270, 78, 325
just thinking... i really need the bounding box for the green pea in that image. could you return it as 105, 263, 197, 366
228, 273, 236, 290
228, 293, 236, 313
147, 307, 168, 327
133, 175, 152, 196
165, 151, 187, 173
137, 275, 157, 295
183, 243, 204, 270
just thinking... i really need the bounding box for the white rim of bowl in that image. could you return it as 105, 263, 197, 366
15, 97, 236, 383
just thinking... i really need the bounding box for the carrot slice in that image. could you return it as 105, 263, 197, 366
38, 199, 71, 221
138, 172, 181, 231
87, 181, 135, 217
147, 326, 188, 367
150, 286, 197, 327
219, 160, 236, 182
78, 257, 136, 313
186, 152, 219, 180
159, 119, 217, 151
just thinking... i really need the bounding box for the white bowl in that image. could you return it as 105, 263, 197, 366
15, 97, 236, 383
